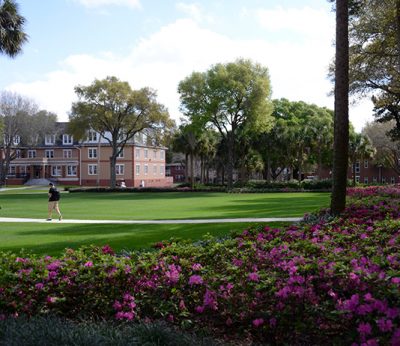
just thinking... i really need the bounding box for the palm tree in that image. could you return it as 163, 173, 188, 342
331, 0, 349, 215
348, 132, 375, 186
0, 0, 28, 58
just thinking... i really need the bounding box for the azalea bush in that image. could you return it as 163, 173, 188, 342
1, 186, 400, 345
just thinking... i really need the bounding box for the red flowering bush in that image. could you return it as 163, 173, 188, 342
1, 188, 400, 344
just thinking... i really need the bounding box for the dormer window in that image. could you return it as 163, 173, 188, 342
87, 130, 98, 143
13, 135, 21, 145
63, 134, 73, 145
45, 134, 55, 145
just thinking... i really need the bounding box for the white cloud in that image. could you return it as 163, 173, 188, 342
176, 2, 203, 22
5, 12, 373, 131
73, 0, 141, 9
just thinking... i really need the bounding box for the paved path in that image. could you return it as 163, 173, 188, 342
0, 217, 302, 224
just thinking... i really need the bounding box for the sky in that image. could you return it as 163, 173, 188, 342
1, 0, 374, 132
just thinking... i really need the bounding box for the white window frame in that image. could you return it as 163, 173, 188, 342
87, 130, 98, 143
88, 164, 97, 175
391, 177, 396, 184
45, 150, 54, 158
88, 148, 97, 159
373, 177, 377, 183
382, 177, 386, 183
144, 164, 148, 175
364, 177, 368, 184
144, 149, 148, 159
15, 149, 21, 158
28, 150, 36, 158
355, 162, 360, 174
136, 164, 140, 175
160, 165, 164, 175
355, 176, 360, 183
8, 165, 16, 175
13, 135, 21, 145
117, 148, 124, 158
153, 165, 157, 175
153, 150, 157, 159
45, 134, 55, 145
135, 148, 140, 158
20, 165, 27, 174
51, 165, 62, 177
364, 160, 368, 169
63, 149, 72, 159
116, 164, 124, 175
67, 165, 77, 176
160, 150, 165, 160
62, 134, 73, 145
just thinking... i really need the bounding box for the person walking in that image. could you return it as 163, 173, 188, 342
47, 182, 62, 221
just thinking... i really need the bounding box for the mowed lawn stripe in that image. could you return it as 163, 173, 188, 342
0, 191, 330, 220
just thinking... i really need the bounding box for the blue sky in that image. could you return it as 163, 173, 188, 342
1, 0, 373, 131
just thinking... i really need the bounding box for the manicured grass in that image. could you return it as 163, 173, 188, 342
0, 190, 330, 220
0, 221, 289, 256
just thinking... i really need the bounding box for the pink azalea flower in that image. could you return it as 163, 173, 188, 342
357, 322, 372, 336
252, 318, 264, 327
248, 272, 259, 282
195, 306, 204, 313
191, 263, 202, 271
84, 261, 93, 267
189, 275, 203, 286
35, 283, 44, 290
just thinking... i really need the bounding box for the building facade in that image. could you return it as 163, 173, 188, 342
4, 123, 173, 187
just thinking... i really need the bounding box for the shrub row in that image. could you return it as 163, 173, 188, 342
1, 186, 400, 344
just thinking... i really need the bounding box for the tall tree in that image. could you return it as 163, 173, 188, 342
178, 59, 274, 188
0, 0, 27, 58
331, 0, 350, 215
69, 76, 172, 188
0, 91, 56, 185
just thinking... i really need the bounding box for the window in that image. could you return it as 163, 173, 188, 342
355, 176, 360, 183
45, 150, 54, 158
364, 177, 369, 184
28, 150, 36, 158
51, 165, 62, 176
136, 164, 140, 175
391, 177, 396, 184
116, 164, 124, 175
153, 150, 157, 159
153, 165, 157, 174
13, 135, 21, 145
160, 150, 165, 160
373, 177, 377, 183
160, 165, 164, 175
144, 149, 148, 159
364, 160, 368, 168
355, 162, 360, 174
8, 166, 16, 175
88, 148, 97, 159
45, 134, 55, 145
62, 134, 73, 145
144, 164, 148, 175
20, 166, 27, 174
67, 165, 77, 176
15, 149, 21, 158
63, 149, 72, 159
382, 177, 386, 183
88, 164, 97, 175
87, 131, 98, 142
117, 148, 124, 158
135, 148, 140, 158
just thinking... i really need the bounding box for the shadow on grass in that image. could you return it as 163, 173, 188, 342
1, 222, 286, 257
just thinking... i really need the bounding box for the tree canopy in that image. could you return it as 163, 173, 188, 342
178, 59, 274, 188
69, 76, 172, 188
0, 0, 27, 58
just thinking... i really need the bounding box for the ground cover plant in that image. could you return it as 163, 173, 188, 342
1, 186, 400, 344
0, 190, 330, 220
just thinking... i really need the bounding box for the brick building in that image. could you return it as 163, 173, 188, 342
3, 122, 173, 187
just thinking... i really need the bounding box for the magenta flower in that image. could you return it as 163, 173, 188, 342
191, 263, 202, 271
84, 261, 93, 267
357, 322, 372, 336
252, 318, 264, 327
195, 306, 204, 313
35, 283, 44, 290
189, 275, 203, 286
391, 277, 400, 284
248, 272, 259, 282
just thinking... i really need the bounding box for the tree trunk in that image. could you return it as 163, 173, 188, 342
185, 153, 189, 183
226, 135, 235, 189
110, 155, 117, 188
190, 152, 194, 189
331, 0, 349, 215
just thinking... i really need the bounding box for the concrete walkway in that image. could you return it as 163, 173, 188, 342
0, 217, 302, 224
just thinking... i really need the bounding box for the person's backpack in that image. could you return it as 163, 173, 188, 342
53, 190, 60, 201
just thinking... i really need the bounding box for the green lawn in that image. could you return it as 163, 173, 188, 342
0, 189, 330, 256
0, 190, 330, 220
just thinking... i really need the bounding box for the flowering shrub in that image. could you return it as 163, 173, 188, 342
1, 187, 400, 344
